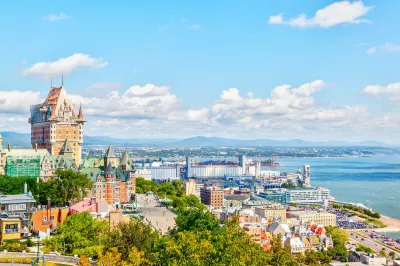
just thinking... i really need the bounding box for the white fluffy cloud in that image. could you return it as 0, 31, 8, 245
366, 43, 400, 54
69, 84, 179, 119
268, 1, 372, 28
0, 91, 40, 114
43, 13, 70, 21
1, 80, 399, 142
22, 53, 108, 79
363, 83, 400, 101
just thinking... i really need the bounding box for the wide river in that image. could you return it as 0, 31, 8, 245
263, 155, 400, 220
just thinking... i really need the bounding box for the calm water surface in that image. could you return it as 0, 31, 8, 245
263, 155, 400, 220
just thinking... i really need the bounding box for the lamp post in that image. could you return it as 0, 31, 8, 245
36, 235, 40, 264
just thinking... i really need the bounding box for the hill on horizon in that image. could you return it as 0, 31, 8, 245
0, 132, 391, 148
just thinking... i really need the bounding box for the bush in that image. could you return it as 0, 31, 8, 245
25, 238, 35, 247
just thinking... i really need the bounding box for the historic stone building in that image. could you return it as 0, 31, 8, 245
82, 147, 136, 205
29, 83, 85, 164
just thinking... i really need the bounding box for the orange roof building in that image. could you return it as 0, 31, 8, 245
29, 83, 85, 164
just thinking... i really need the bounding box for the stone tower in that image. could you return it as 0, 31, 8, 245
29, 83, 85, 164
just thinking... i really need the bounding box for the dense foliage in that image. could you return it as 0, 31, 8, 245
42, 181, 354, 265
0, 169, 93, 206
333, 203, 381, 219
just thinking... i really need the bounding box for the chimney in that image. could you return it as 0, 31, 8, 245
34, 143, 38, 152
47, 197, 51, 210
7, 143, 10, 152
24, 183, 27, 194
91, 196, 96, 206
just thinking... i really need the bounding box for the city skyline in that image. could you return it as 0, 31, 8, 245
0, 1, 399, 143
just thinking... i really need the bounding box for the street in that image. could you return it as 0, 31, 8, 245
348, 230, 400, 258
136, 194, 176, 234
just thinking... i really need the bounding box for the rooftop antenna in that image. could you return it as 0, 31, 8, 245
61, 74, 64, 87
50, 78, 52, 89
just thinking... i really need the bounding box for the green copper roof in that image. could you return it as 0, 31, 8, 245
104, 162, 114, 174
81, 167, 104, 182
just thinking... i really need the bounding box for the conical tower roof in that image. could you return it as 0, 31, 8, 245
60, 138, 73, 154
104, 162, 114, 174
77, 104, 86, 121
120, 150, 130, 165
104, 146, 115, 158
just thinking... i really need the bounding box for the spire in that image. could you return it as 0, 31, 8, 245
120, 150, 130, 165
104, 162, 114, 174
60, 138, 73, 155
50, 78, 53, 90
61, 74, 64, 88
77, 103, 84, 120
104, 146, 115, 158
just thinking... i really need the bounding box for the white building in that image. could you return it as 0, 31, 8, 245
286, 187, 330, 206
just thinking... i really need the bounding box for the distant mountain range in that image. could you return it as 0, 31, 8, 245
0, 132, 392, 148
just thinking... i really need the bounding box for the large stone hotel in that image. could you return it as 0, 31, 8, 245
29, 83, 85, 164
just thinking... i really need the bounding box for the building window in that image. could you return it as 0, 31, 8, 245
5, 224, 19, 233
50, 216, 54, 221
43, 216, 47, 221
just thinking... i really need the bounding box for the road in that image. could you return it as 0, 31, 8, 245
348, 230, 400, 258
136, 194, 176, 234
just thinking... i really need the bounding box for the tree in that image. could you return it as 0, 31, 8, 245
78, 256, 91, 266
97, 248, 123, 266
135, 178, 157, 194
174, 207, 220, 233
44, 212, 108, 256
102, 219, 159, 261
389, 251, 395, 260
325, 226, 349, 245
37, 169, 93, 206
379, 249, 387, 258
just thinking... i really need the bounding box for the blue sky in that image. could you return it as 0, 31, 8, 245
0, 1, 399, 142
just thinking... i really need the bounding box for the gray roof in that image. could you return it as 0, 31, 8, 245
224, 195, 250, 201
60, 138, 73, 153
120, 150, 130, 165
0, 194, 36, 204
104, 146, 115, 158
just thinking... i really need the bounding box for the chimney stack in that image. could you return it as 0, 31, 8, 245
7, 143, 10, 152
34, 143, 38, 152
24, 183, 27, 194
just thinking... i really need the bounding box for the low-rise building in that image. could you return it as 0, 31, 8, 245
284, 237, 305, 254
254, 203, 287, 223
224, 195, 249, 208
200, 187, 224, 208
289, 211, 337, 227
184, 179, 203, 198
0, 190, 37, 239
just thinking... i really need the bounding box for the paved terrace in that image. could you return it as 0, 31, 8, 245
136, 194, 176, 234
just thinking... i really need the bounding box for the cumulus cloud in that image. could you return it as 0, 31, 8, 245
0, 91, 41, 114
1, 81, 399, 142
69, 84, 179, 119
21, 53, 108, 79
43, 13, 70, 21
363, 83, 400, 101
268, 1, 372, 28
367, 43, 400, 54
